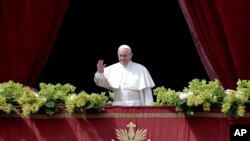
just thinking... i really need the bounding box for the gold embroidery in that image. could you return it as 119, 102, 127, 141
0, 112, 232, 119
115, 122, 148, 141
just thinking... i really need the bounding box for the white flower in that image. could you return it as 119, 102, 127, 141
34, 92, 39, 97
235, 90, 244, 98
179, 91, 194, 100
225, 89, 235, 94
236, 91, 244, 95
69, 94, 76, 100
42, 97, 47, 102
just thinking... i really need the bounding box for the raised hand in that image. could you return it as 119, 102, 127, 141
96, 59, 106, 73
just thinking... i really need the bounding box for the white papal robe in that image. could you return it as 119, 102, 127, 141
94, 61, 155, 106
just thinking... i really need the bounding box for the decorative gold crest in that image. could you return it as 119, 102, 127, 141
115, 122, 148, 141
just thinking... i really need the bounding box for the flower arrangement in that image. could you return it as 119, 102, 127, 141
153, 79, 250, 118
17, 87, 46, 117
38, 82, 76, 115
0, 80, 24, 111
221, 80, 250, 118
181, 79, 225, 114
0, 80, 110, 117
1, 79, 250, 118
65, 91, 108, 113
153, 86, 179, 106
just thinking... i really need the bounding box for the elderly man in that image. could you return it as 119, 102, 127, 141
94, 44, 155, 106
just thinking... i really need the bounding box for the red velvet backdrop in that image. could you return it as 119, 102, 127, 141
178, 0, 250, 89
0, 0, 69, 87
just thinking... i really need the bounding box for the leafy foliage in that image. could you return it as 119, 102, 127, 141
0, 81, 110, 117
0, 81, 46, 117
153, 79, 250, 118
65, 91, 108, 113
153, 86, 179, 106
221, 80, 250, 118
1, 79, 250, 118
16, 86, 46, 117
182, 79, 225, 112
38, 83, 76, 115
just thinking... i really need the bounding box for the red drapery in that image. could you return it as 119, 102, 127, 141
0, 106, 249, 141
178, 0, 250, 89
0, 0, 69, 87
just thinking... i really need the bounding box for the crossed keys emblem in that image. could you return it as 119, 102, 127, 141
112, 122, 151, 141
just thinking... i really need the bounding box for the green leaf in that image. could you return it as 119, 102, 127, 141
175, 105, 184, 111
10, 105, 21, 114
178, 100, 186, 105
186, 109, 194, 115
44, 107, 56, 115
228, 104, 239, 119
84, 102, 94, 110
45, 101, 55, 108
79, 102, 94, 113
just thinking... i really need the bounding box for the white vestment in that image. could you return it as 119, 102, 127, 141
94, 61, 155, 106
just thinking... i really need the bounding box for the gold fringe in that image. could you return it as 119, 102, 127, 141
0, 112, 240, 119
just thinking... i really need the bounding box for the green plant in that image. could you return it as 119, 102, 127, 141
38, 83, 76, 115
0, 80, 24, 106
1, 78, 250, 119
221, 89, 248, 118
65, 91, 109, 113
182, 79, 225, 113
0, 95, 11, 113
17, 87, 46, 117
153, 79, 226, 116
107, 91, 114, 105
221, 80, 250, 118
0, 80, 46, 117
153, 86, 179, 106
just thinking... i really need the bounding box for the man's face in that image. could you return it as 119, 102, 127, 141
118, 48, 133, 65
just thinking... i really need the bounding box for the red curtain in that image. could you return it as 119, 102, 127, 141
178, 0, 250, 89
0, 0, 69, 87
1, 106, 250, 141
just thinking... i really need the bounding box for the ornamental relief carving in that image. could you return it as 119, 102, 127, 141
111, 121, 151, 141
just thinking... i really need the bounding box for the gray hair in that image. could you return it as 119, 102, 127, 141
117, 44, 132, 53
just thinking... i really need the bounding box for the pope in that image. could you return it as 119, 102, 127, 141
94, 44, 155, 106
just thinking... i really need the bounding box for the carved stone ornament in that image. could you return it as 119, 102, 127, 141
111, 121, 151, 141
